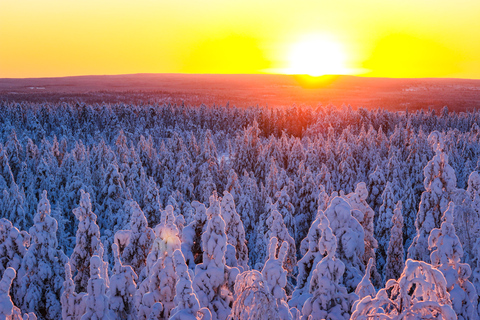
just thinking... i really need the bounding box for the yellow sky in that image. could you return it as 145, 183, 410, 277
1, 0, 480, 78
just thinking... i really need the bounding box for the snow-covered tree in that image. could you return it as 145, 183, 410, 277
367, 165, 386, 217
138, 244, 176, 320
0, 218, 29, 280
385, 201, 404, 283
142, 177, 162, 228
230, 270, 280, 320
428, 202, 479, 320
109, 243, 137, 319
98, 162, 130, 232
192, 197, 239, 320
375, 181, 396, 277
274, 187, 296, 245
408, 131, 457, 263
61, 263, 86, 320
169, 250, 211, 320
0, 267, 25, 320
80, 255, 111, 320
323, 196, 365, 292
182, 201, 208, 266
301, 213, 357, 320
69, 190, 105, 293
351, 259, 456, 320
259, 209, 296, 277
16, 191, 68, 320
344, 182, 380, 285
220, 191, 248, 270
355, 258, 376, 301
290, 209, 327, 310
121, 201, 155, 276
261, 237, 292, 319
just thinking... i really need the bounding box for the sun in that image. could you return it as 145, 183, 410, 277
284, 35, 350, 77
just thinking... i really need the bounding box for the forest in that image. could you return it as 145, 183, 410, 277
0, 101, 479, 319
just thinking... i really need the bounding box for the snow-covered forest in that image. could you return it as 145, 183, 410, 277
0, 101, 480, 319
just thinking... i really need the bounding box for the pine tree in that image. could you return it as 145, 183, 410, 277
375, 181, 395, 277
323, 196, 365, 292
61, 263, 86, 320
290, 210, 327, 310
408, 131, 458, 263
344, 182, 381, 286
69, 190, 105, 293
261, 237, 292, 319
0, 218, 29, 279
385, 201, 404, 283
230, 270, 280, 320
16, 191, 68, 320
428, 202, 479, 320
80, 256, 111, 320
351, 259, 456, 320
121, 201, 155, 276
301, 213, 357, 320
169, 249, 211, 320
220, 191, 248, 270
259, 209, 296, 277
142, 177, 162, 228
192, 197, 240, 320
0, 267, 25, 320
109, 243, 137, 320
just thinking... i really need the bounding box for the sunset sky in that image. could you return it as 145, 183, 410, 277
1, 0, 480, 79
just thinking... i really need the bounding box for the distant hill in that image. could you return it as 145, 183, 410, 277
1, 73, 480, 111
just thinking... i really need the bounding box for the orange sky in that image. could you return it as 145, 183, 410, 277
1, 0, 480, 79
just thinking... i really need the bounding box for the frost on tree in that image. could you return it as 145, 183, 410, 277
408, 131, 457, 263
295, 166, 319, 249
375, 181, 395, 279
182, 201, 209, 267
274, 187, 296, 247
142, 177, 162, 228
473, 238, 480, 316
69, 190, 104, 293
385, 201, 404, 284
344, 182, 381, 286
192, 197, 239, 320
0, 181, 28, 231
16, 191, 68, 320
136, 204, 181, 312
80, 255, 111, 320
261, 237, 292, 319
354, 258, 376, 302
169, 250, 211, 320
323, 196, 365, 292
220, 191, 248, 270
290, 209, 327, 310
300, 215, 357, 320
137, 243, 176, 320
121, 201, 155, 277
0, 267, 26, 320
367, 165, 386, 218
229, 270, 280, 320
0, 218, 29, 280
109, 243, 137, 320
61, 263, 86, 320
351, 259, 456, 320
428, 202, 479, 320
259, 209, 296, 278
98, 162, 130, 232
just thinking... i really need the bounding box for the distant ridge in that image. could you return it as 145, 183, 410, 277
1, 73, 480, 111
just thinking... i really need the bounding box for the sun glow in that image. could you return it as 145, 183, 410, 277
283, 35, 351, 77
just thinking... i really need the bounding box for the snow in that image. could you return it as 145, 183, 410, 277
0, 101, 480, 319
